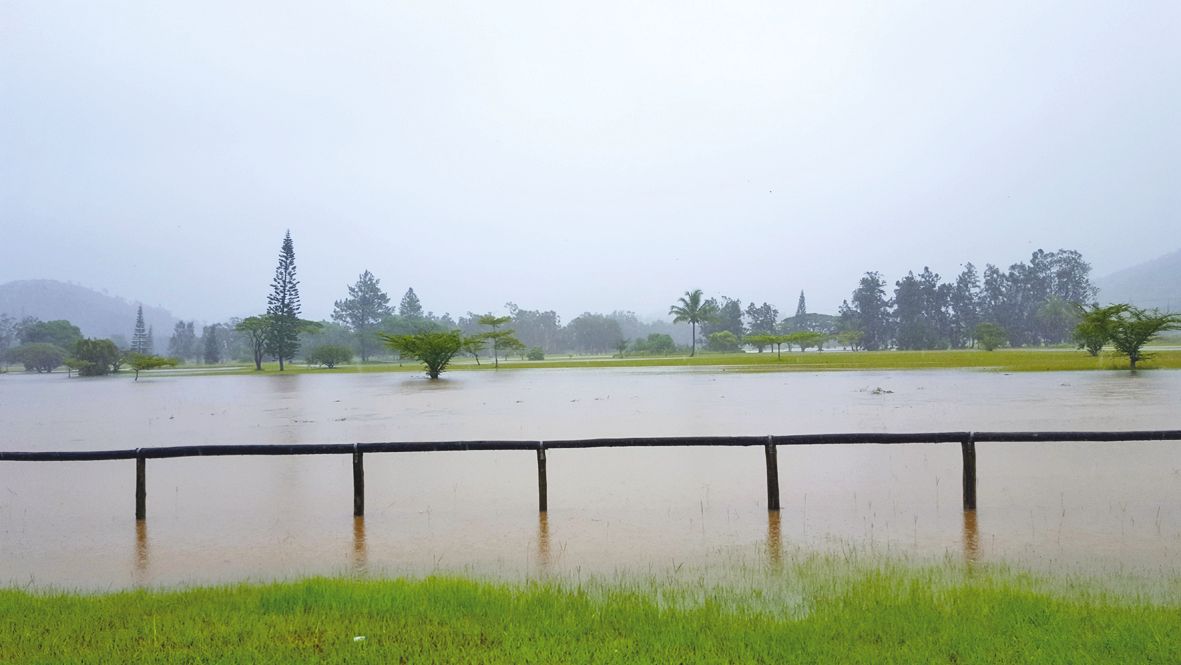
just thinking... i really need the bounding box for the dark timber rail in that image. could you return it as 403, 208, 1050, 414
3, 430, 1180, 521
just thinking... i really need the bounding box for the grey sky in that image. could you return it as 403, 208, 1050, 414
2, 1, 1178, 324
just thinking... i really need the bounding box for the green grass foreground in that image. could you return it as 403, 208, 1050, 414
174, 347, 1181, 377
2, 569, 1178, 663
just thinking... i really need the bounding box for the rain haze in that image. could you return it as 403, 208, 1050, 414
2, 1, 1178, 322
7, 5, 1181, 657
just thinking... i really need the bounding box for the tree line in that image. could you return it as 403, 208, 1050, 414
0, 231, 849, 375
3, 238, 1176, 377
836, 249, 1099, 351
211, 232, 843, 369
0, 315, 175, 379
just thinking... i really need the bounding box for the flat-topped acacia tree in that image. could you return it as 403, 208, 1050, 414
1106, 307, 1181, 369
476, 314, 521, 369
126, 353, 177, 381
235, 316, 269, 371
380, 331, 463, 379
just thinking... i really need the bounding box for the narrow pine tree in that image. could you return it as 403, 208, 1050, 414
203, 325, 221, 364
184, 322, 196, 359
265, 230, 302, 370
332, 270, 392, 362
795, 291, 807, 318
145, 326, 154, 354
130, 305, 150, 355
399, 288, 424, 319
168, 321, 197, 360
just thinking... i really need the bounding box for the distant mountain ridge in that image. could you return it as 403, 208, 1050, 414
0, 280, 178, 344
1094, 249, 1181, 312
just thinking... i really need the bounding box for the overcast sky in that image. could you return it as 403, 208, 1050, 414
2, 1, 1178, 324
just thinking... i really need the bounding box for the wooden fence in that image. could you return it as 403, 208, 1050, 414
3, 430, 1180, 520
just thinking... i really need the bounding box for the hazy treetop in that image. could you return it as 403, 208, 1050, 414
2, 2, 1177, 322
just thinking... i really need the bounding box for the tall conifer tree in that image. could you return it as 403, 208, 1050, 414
332, 270, 392, 362
399, 288, 424, 319
203, 325, 221, 364
130, 305, 150, 354
265, 230, 302, 370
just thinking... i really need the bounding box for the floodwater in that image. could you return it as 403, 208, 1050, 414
1, 367, 1180, 590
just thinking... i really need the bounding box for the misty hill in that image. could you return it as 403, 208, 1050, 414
1095, 249, 1181, 312
0, 280, 177, 344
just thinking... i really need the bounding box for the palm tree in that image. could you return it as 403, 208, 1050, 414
669, 289, 717, 357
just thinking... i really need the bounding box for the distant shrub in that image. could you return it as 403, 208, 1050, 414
974, 323, 1007, 351
706, 331, 740, 353
306, 344, 354, 368
526, 347, 545, 361
71, 338, 121, 376
8, 343, 69, 373
785, 331, 830, 352
632, 333, 677, 355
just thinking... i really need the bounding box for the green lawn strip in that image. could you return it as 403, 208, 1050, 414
169, 349, 1181, 378
2, 569, 1177, 663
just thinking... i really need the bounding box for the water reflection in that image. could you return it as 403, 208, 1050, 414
962, 510, 980, 567
266, 373, 302, 396
134, 520, 149, 584
537, 513, 551, 571
766, 510, 782, 567
395, 376, 464, 394
352, 516, 367, 575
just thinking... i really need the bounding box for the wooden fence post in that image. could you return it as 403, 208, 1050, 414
353, 446, 364, 517
961, 434, 977, 511
135, 452, 146, 521
536, 445, 548, 513
765, 436, 780, 511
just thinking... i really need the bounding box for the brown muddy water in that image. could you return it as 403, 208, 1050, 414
1, 367, 1180, 590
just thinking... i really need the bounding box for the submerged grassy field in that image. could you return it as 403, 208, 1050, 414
2, 561, 1178, 663
168, 347, 1181, 377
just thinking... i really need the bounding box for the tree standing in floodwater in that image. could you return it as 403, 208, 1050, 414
381, 330, 462, 379
1105, 307, 1181, 369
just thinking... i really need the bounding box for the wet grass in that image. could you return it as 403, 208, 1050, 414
170, 348, 1181, 377
2, 561, 1178, 663
497, 348, 1181, 372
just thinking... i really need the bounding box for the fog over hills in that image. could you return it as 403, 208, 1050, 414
0, 280, 177, 343
1094, 249, 1181, 312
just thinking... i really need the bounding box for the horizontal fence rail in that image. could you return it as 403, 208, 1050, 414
2, 430, 1180, 520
